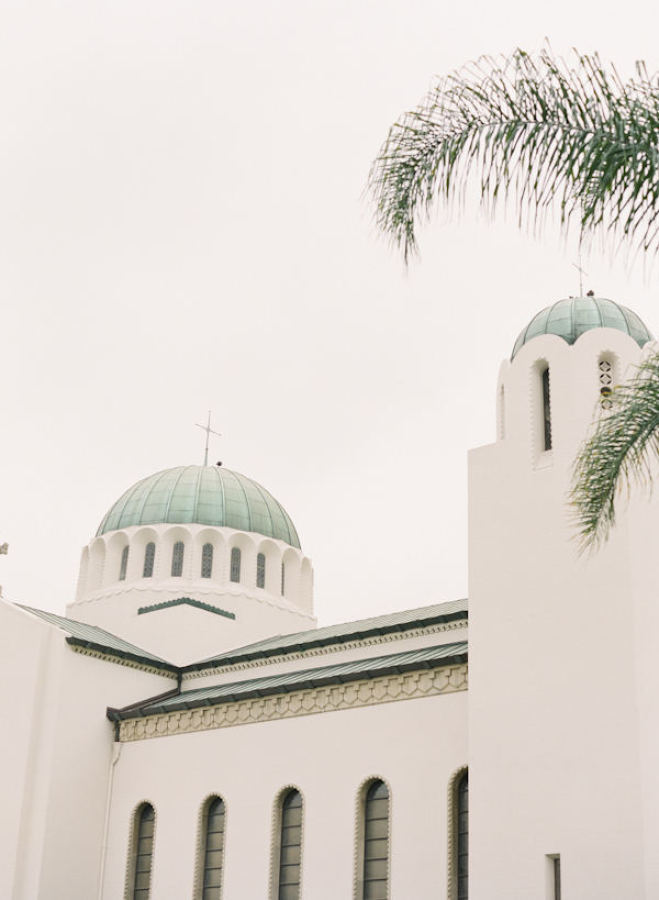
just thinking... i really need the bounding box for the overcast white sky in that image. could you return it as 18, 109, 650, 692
1, 0, 658, 626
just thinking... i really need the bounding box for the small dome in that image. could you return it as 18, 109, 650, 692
97, 466, 301, 548
511, 296, 652, 359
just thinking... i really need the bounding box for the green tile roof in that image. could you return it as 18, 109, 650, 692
19, 605, 178, 675
96, 465, 301, 549
183, 599, 468, 672
109, 640, 468, 721
512, 296, 652, 359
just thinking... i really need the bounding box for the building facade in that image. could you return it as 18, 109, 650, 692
2, 295, 657, 899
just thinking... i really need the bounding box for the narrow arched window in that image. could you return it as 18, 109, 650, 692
541, 366, 552, 450
230, 547, 241, 583
201, 543, 214, 579
277, 789, 302, 900
200, 796, 225, 900
171, 541, 184, 577
362, 780, 389, 899
119, 545, 129, 581
143, 542, 155, 578
256, 552, 266, 589
130, 803, 155, 899
456, 772, 469, 900
281, 562, 286, 596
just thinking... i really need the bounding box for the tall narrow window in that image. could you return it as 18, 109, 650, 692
256, 552, 266, 589
549, 855, 561, 900
277, 789, 302, 900
201, 543, 214, 579
457, 772, 469, 900
230, 547, 241, 583
541, 366, 552, 450
119, 545, 129, 581
201, 797, 225, 900
281, 562, 286, 596
171, 541, 184, 577
362, 780, 389, 900
143, 542, 155, 578
130, 803, 155, 900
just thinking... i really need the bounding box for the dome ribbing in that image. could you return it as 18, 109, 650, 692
512, 297, 652, 359
96, 466, 301, 548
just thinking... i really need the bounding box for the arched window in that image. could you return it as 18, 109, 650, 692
119, 545, 129, 581
281, 562, 286, 596
143, 543, 155, 578
276, 789, 303, 900
200, 796, 225, 900
129, 803, 155, 900
541, 366, 552, 450
230, 547, 241, 583
256, 552, 266, 589
456, 772, 469, 900
201, 543, 214, 579
171, 541, 184, 577
361, 780, 389, 900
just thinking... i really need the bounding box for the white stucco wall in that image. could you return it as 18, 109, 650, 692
0, 600, 173, 900
102, 689, 467, 899
468, 329, 650, 899
69, 524, 316, 664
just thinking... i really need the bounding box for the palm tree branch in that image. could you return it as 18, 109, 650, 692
572, 356, 659, 549
369, 48, 659, 261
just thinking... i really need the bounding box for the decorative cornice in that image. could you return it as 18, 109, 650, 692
67, 641, 178, 678
118, 663, 468, 742
138, 597, 236, 620
183, 619, 467, 681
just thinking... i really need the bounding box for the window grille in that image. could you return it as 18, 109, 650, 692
599, 359, 613, 409
257, 553, 266, 589
457, 772, 469, 900
201, 797, 225, 900
201, 543, 214, 579
143, 543, 155, 578
230, 547, 241, 583
542, 367, 552, 450
119, 545, 129, 581
130, 803, 155, 900
171, 541, 184, 577
277, 790, 302, 900
362, 780, 389, 900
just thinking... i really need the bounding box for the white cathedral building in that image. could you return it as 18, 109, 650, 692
4, 294, 659, 900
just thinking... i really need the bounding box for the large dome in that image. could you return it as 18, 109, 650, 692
511, 296, 652, 359
96, 465, 301, 548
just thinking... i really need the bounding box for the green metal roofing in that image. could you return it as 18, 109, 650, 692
109, 640, 468, 721
96, 465, 301, 548
511, 296, 652, 359
137, 597, 236, 620
19, 605, 178, 675
183, 599, 468, 673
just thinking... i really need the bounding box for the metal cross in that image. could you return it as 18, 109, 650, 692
572, 255, 588, 297
195, 412, 222, 467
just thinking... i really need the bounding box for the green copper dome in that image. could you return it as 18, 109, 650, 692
512, 296, 652, 359
97, 466, 301, 548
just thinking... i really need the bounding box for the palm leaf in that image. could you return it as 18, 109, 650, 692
572, 356, 659, 549
369, 47, 659, 261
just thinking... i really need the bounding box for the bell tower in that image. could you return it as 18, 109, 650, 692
468, 296, 658, 899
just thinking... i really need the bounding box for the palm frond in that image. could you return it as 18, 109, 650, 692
572, 353, 659, 549
369, 47, 659, 261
